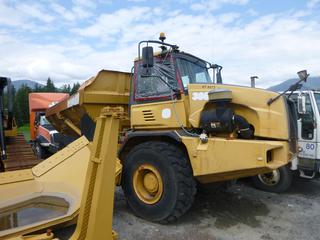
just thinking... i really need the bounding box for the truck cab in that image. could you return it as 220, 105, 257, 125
33, 112, 59, 158
290, 90, 320, 178
29, 93, 70, 159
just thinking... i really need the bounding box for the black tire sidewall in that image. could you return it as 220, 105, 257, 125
35, 142, 45, 159
122, 144, 179, 222
252, 166, 293, 193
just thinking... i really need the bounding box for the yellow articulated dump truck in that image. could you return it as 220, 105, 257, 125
0, 33, 299, 239
46, 33, 298, 223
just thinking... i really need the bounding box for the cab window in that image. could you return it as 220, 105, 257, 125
176, 58, 211, 89
301, 94, 314, 140
313, 93, 320, 113
290, 93, 314, 140
135, 57, 177, 101
40, 115, 50, 126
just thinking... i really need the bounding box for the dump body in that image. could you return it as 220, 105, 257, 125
46, 70, 130, 139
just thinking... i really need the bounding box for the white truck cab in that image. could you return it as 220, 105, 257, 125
291, 90, 320, 178
251, 70, 320, 193
253, 90, 320, 192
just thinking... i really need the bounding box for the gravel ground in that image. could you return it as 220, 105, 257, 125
55, 177, 320, 240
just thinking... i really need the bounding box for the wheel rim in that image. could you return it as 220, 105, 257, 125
258, 169, 281, 186
133, 164, 163, 204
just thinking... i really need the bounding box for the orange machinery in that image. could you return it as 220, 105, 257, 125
29, 93, 69, 158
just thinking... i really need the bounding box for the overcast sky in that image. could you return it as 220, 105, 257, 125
0, 0, 319, 88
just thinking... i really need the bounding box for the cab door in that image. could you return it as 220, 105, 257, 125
297, 92, 317, 160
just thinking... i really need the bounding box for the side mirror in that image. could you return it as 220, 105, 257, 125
298, 95, 306, 114
211, 64, 223, 84
216, 65, 223, 84
142, 46, 154, 68
297, 70, 309, 82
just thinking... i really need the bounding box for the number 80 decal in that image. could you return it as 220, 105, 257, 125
306, 143, 315, 150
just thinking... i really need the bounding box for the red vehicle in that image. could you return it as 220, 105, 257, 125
29, 93, 69, 159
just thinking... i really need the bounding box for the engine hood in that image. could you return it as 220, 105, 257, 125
187, 84, 290, 140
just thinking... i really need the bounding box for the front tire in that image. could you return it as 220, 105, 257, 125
252, 165, 293, 193
122, 141, 196, 223
34, 142, 46, 160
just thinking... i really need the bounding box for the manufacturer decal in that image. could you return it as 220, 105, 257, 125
192, 92, 209, 101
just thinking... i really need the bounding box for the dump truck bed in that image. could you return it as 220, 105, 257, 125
46, 70, 131, 137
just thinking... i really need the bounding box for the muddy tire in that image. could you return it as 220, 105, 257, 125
122, 141, 196, 223
252, 165, 293, 193
35, 142, 46, 160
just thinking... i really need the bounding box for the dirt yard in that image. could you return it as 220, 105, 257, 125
55, 177, 320, 240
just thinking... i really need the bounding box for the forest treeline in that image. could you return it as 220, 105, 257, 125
14, 78, 80, 126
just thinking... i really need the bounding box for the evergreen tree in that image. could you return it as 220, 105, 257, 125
60, 84, 71, 93
34, 83, 44, 92
14, 84, 31, 126
70, 82, 80, 95
45, 77, 56, 92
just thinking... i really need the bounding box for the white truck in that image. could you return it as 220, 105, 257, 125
253, 74, 320, 192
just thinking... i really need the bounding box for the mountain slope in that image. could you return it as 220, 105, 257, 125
268, 76, 320, 91
12, 80, 44, 90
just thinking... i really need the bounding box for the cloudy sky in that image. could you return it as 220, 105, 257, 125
0, 0, 319, 88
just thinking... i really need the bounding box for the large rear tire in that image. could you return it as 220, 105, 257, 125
122, 141, 196, 223
252, 165, 293, 193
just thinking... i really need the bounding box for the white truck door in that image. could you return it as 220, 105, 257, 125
298, 92, 317, 159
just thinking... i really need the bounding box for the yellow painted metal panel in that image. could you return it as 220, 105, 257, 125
187, 84, 289, 140
131, 99, 187, 129
70, 107, 125, 240
0, 137, 90, 239
181, 135, 290, 180
32, 137, 89, 177
0, 169, 34, 185
5, 127, 18, 137
1, 108, 124, 240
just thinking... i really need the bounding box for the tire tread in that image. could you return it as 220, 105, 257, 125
123, 140, 196, 223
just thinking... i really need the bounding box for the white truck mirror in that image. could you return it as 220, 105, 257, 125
298, 95, 306, 114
